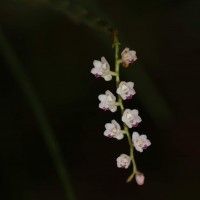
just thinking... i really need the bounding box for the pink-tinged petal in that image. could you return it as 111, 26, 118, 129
135, 115, 142, 123
104, 130, 114, 138
132, 109, 139, 115
99, 102, 108, 110
135, 174, 145, 185
140, 135, 147, 140
98, 94, 106, 101
91, 67, 101, 75
112, 120, 121, 130
105, 123, 114, 130
129, 88, 136, 96
146, 139, 151, 146
122, 115, 126, 123
127, 81, 134, 88
132, 132, 139, 141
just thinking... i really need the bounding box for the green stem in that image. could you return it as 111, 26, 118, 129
113, 30, 138, 182
0, 28, 75, 200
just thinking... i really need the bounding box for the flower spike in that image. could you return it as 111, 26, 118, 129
91, 31, 151, 185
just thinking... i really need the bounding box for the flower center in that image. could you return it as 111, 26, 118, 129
111, 127, 117, 133
101, 63, 108, 73
123, 52, 131, 60
107, 95, 113, 103
121, 84, 129, 93
126, 112, 133, 120
136, 139, 143, 147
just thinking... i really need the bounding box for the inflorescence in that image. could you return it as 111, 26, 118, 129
90, 32, 151, 185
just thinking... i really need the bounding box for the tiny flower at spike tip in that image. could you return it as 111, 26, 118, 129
90, 31, 151, 185
116, 154, 131, 169
117, 81, 136, 100
98, 90, 117, 112
135, 174, 145, 185
121, 47, 137, 67
104, 120, 124, 140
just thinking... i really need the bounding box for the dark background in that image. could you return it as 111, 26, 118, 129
0, 0, 200, 199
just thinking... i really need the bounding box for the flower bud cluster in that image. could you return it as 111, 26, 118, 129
91, 42, 151, 185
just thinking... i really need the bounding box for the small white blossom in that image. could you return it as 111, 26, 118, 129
121, 47, 137, 67
122, 109, 142, 128
91, 57, 112, 81
135, 174, 145, 185
132, 132, 151, 152
116, 154, 130, 169
104, 120, 124, 140
117, 81, 136, 100
98, 90, 117, 112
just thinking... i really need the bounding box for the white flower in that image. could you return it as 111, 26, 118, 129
122, 109, 142, 128
91, 57, 112, 81
116, 154, 130, 169
98, 90, 117, 112
132, 132, 151, 152
117, 81, 136, 100
121, 47, 137, 67
104, 120, 124, 140
135, 174, 145, 185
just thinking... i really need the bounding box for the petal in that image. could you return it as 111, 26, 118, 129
121, 94, 126, 100
129, 88, 136, 95
104, 130, 114, 137
140, 134, 147, 140
135, 145, 143, 152
99, 102, 104, 109
127, 81, 134, 88
124, 109, 130, 113
145, 139, 151, 146
126, 121, 132, 128
121, 48, 129, 55
132, 109, 138, 115
105, 123, 114, 130
115, 132, 124, 140
112, 120, 121, 130
119, 81, 126, 87
91, 67, 101, 75
93, 60, 102, 68
132, 132, 139, 141
101, 57, 110, 67
121, 83, 128, 91
130, 50, 136, 56
116, 87, 121, 95
104, 74, 112, 81
110, 106, 117, 112
98, 94, 106, 102
135, 174, 145, 185
135, 115, 142, 123
101, 56, 107, 63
